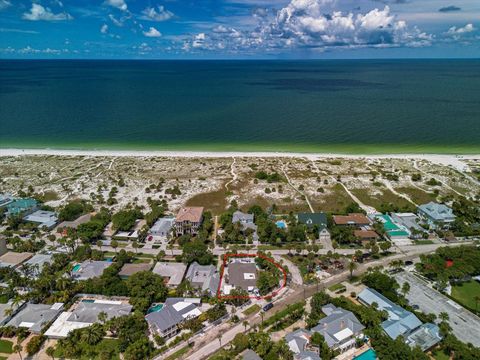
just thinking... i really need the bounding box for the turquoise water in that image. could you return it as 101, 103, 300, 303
72, 264, 81, 272
354, 349, 377, 360
388, 230, 410, 237
147, 304, 164, 314
276, 221, 286, 229
81, 299, 95, 303
378, 215, 399, 231
1, 60, 480, 154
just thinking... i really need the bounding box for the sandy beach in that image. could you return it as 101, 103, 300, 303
1, 148, 478, 172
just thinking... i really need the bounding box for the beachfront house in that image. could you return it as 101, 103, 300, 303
71, 260, 112, 281
297, 212, 330, 243
149, 216, 175, 240
311, 304, 365, 353
417, 202, 456, 229
175, 207, 204, 236
23, 210, 58, 229
145, 298, 202, 339
333, 213, 371, 228
7, 303, 64, 334
232, 210, 260, 244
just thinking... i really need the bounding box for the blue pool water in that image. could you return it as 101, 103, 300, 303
147, 304, 164, 314
72, 264, 81, 272
105, 257, 114, 262
81, 299, 95, 303
354, 349, 377, 360
276, 221, 286, 229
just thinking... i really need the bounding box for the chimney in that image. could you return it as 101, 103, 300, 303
340, 320, 345, 329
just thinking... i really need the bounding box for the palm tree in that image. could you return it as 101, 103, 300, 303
111, 240, 118, 254
439, 312, 449, 322
401, 282, 410, 297
13, 343, 22, 360
132, 241, 139, 254
348, 260, 357, 279
332, 240, 338, 254
46, 346, 55, 360
218, 332, 223, 347
97, 311, 107, 324
243, 320, 248, 332
96, 240, 103, 252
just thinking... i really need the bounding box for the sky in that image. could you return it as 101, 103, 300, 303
0, 0, 479, 59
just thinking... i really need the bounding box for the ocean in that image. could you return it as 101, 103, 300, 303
1, 59, 479, 154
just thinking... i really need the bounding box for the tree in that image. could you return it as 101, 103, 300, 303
401, 282, 410, 298
13, 343, 23, 360
348, 260, 357, 279
132, 241, 139, 254
46, 346, 55, 360
380, 241, 392, 254
182, 240, 213, 265
126, 271, 168, 312
439, 312, 449, 322
111, 240, 118, 254
243, 320, 249, 332
123, 338, 154, 360
332, 240, 338, 253
112, 209, 142, 231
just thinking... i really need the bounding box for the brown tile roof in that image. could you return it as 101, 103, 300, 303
176, 207, 204, 223
354, 230, 379, 239
0, 251, 34, 267
333, 213, 370, 226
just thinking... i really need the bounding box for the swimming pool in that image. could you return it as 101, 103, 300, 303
147, 304, 164, 314
72, 264, 81, 272
354, 349, 377, 360
275, 220, 286, 229
388, 230, 410, 237
377, 214, 399, 231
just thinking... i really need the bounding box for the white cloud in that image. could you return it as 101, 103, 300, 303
22, 4, 73, 21
447, 23, 475, 35
143, 27, 162, 37
141, 6, 174, 22
183, 0, 431, 53
101, 24, 109, 34
109, 14, 124, 27
0, 0, 11, 11
105, 0, 127, 11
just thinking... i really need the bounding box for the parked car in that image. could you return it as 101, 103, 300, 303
262, 303, 273, 312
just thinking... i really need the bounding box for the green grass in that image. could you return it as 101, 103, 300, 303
451, 280, 480, 312
328, 283, 347, 292
260, 301, 304, 329
243, 304, 261, 316
165, 345, 192, 360
0, 340, 13, 354
432, 350, 450, 360
414, 240, 434, 245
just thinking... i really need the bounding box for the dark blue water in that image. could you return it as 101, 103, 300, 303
1, 59, 479, 153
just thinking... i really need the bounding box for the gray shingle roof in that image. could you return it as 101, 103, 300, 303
285, 329, 311, 354
418, 202, 455, 222
185, 262, 219, 295
7, 303, 63, 333
145, 298, 201, 332
297, 213, 328, 231
67, 301, 132, 323
233, 211, 254, 224
72, 260, 112, 281
358, 288, 422, 340
311, 304, 365, 348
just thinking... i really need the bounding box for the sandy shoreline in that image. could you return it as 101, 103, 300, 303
1, 148, 479, 172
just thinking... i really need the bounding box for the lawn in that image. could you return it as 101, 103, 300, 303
165, 345, 192, 360
451, 280, 480, 313
243, 304, 261, 316
53, 338, 121, 359
414, 240, 434, 245
0, 340, 13, 354
328, 283, 346, 292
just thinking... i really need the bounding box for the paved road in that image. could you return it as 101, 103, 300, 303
395, 271, 480, 347
178, 243, 470, 360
